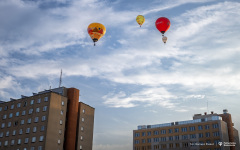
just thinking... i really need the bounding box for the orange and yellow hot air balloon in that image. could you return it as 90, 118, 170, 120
136, 15, 145, 27
87, 23, 106, 46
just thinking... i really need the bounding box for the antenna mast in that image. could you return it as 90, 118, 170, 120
59, 69, 62, 87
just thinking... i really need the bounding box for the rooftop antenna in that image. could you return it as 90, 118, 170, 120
59, 69, 62, 87
207, 99, 209, 114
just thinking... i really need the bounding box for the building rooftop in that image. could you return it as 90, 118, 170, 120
137, 115, 222, 130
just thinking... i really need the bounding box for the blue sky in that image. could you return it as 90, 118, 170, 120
1, 0, 240, 149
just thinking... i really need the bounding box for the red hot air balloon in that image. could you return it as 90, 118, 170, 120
155, 17, 170, 43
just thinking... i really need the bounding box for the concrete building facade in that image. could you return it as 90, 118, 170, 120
0, 87, 94, 150
133, 110, 239, 150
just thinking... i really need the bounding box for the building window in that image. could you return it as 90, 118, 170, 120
9, 113, 13, 118
6, 131, 9, 137
82, 118, 84, 122
18, 139, 21, 145
199, 133, 203, 138
8, 122, 11, 127
141, 139, 145, 143
26, 128, 30, 134
175, 128, 179, 133
205, 125, 210, 129
0, 107, 2, 111
175, 135, 179, 140
14, 121, 18, 126
182, 135, 188, 140
169, 136, 173, 141
44, 97, 48, 102
33, 127, 37, 133
161, 130, 166, 134
135, 140, 140, 144
38, 146, 42, 150
34, 117, 39, 123
4, 106, 8, 110
142, 132, 146, 136
153, 130, 159, 135
16, 112, 20, 117
58, 139, 61, 144
40, 126, 45, 131
4, 140, 8, 146
206, 132, 210, 137
183, 142, 189, 147
42, 116, 46, 121
80, 136, 83, 141
135, 133, 140, 137
189, 126, 195, 131
213, 131, 220, 137
3, 114, 7, 119
61, 110, 64, 115
83, 109, 85, 113
43, 106, 47, 111
190, 134, 196, 139
168, 129, 173, 133
12, 130, 16, 136
182, 127, 187, 132
19, 129, 23, 135
36, 108, 40, 113
29, 109, 33, 114
60, 120, 63, 125
59, 129, 62, 134
11, 104, 14, 109
147, 138, 151, 143
214, 140, 220, 146
28, 118, 32, 124
160, 137, 166, 142
31, 147, 35, 150
11, 139, 14, 145
37, 98, 41, 103
212, 123, 219, 129
21, 119, 25, 125
147, 131, 151, 136
31, 100, 34, 105
153, 138, 159, 142
0, 132, 3, 137
198, 125, 203, 130
32, 137, 36, 143
39, 136, 44, 142
22, 110, 26, 116
80, 145, 82, 150
25, 138, 29, 144
17, 103, 21, 108
61, 101, 64, 106
23, 101, 27, 107
1, 123, 5, 128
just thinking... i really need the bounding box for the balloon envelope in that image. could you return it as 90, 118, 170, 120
87, 23, 106, 45
136, 15, 145, 27
155, 17, 170, 34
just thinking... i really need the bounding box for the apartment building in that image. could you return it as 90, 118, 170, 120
133, 110, 239, 150
0, 87, 95, 150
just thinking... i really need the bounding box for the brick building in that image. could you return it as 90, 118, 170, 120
133, 110, 239, 150
0, 87, 94, 150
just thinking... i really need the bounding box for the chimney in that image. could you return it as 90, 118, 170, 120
211, 111, 214, 114
204, 112, 207, 115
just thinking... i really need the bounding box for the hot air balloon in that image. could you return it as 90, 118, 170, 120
87, 23, 106, 46
155, 17, 170, 43
136, 15, 145, 27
